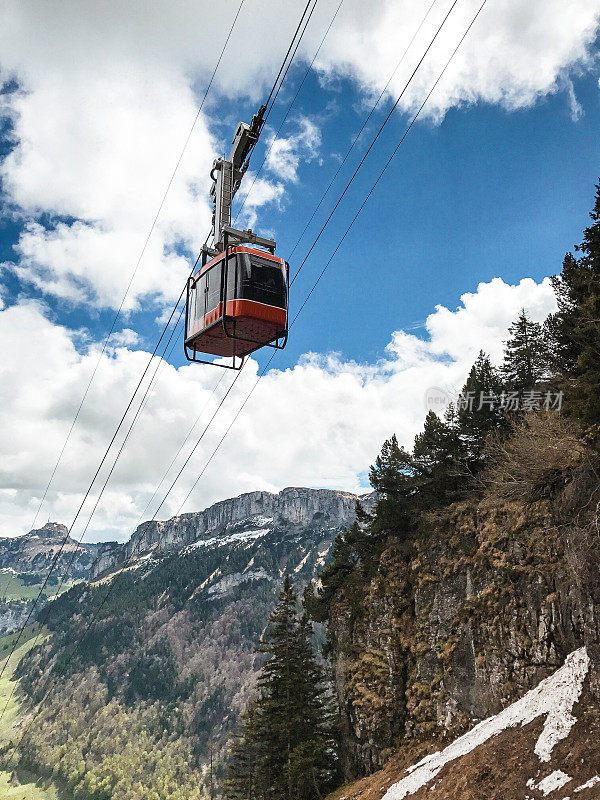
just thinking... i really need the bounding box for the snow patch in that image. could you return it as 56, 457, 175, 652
314, 544, 332, 570
382, 648, 589, 800
251, 515, 273, 527
528, 771, 572, 796
207, 568, 271, 598
294, 551, 311, 573
574, 776, 600, 792
185, 528, 270, 552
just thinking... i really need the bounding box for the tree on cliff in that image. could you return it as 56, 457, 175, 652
226, 576, 337, 800
457, 351, 505, 468
502, 309, 549, 392
548, 182, 600, 425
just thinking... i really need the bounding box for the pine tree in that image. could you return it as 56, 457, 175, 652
457, 351, 505, 468
501, 309, 549, 392
224, 702, 260, 800
368, 434, 414, 534
411, 410, 465, 506
549, 183, 600, 423
226, 577, 337, 800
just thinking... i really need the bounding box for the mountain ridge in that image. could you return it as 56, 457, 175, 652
0, 522, 112, 579
90, 486, 375, 578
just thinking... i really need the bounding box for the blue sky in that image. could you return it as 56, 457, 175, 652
3, 65, 597, 371
0, 0, 599, 540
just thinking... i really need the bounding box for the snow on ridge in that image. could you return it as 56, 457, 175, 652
252, 515, 274, 527
383, 648, 590, 800
184, 528, 270, 553
294, 551, 311, 573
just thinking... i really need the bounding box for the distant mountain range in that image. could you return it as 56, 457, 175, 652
0, 521, 114, 580
91, 486, 374, 579
11, 486, 372, 798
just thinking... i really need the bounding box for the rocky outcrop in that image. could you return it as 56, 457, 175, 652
327, 498, 600, 779
91, 487, 374, 578
326, 647, 600, 800
0, 522, 111, 579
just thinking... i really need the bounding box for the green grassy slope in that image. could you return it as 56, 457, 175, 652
0, 571, 80, 602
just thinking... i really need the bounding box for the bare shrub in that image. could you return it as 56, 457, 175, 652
482, 412, 599, 504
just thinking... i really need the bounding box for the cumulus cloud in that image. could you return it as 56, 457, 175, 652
0, 1, 598, 310
315, 0, 600, 119
265, 117, 322, 183
0, 275, 557, 542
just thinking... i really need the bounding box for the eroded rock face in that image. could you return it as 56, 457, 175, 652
91, 487, 374, 578
327, 499, 600, 779
0, 522, 109, 579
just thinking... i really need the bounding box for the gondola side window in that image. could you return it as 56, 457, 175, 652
195, 276, 205, 322
187, 282, 197, 334
206, 262, 222, 313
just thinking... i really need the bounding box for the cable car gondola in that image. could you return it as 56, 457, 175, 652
184, 244, 289, 368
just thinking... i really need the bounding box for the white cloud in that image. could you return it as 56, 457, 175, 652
315, 0, 600, 120
234, 173, 284, 230
0, 1, 598, 311
265, 117, 322, 183
0, 275, 557, 542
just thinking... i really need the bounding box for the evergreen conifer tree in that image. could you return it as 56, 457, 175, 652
411, 410, 465, 506
501, 309, 548, 392
226, 577, 336, 800
368, 434, 414, 534
549, 183, 600, 423
457, 351, 505, 468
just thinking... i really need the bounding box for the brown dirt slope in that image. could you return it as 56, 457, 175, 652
328, 676, 600, 800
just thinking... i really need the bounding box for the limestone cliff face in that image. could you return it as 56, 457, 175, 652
327, 498, 600, 779
91, 487, 373, 578
0, 522, 108, 579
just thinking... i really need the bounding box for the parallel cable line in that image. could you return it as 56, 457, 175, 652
134, 371, 228, 525
0, 0, 325, 685
0, 296, 187, 717
263, 0, 319, 126
24, 0, 247, 531
290, 0, 461, 288
178, 0, 489, 508
264, 0, 315, 120
286, 0, 439, 262
0, 0, 248, 602
5, 0, 487, 757
234, 0, 345, 225
144, 0, 475, 518
0, 274, 190, 684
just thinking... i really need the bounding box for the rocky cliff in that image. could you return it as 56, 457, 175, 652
91, 486, 373, 578
0, 522, 110, 579
328, 646, 600, 800
327, 496, 600, 782
16, 485, 373, 799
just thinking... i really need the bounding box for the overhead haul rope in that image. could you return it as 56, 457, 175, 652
0, 0, 248, 608
286, 0, 439, 261
19, 0, 248, 541
4, 0, 488, 754
0, 0, 323, 691
144, 0, 476, 517
176, 0, 490, 508
289, 0, 464, 288
0, 276, 189, 685
123, 0, 433, 527
233, 0, 345, 226
263, 0, 316, 122
94, 0, 466, 532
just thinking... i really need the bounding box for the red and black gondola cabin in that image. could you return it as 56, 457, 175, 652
184, 245, 288, 365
